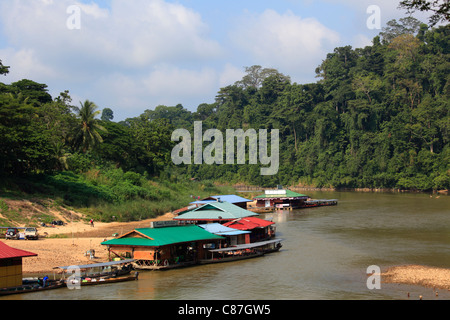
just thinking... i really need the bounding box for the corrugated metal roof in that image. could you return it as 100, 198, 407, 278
189, 200, 216, 205
101, 225, 224, 247
254, 189, 308, 199
55, 259, 135, 270
223, 217, 274, 231
174, 201, 258, 221
190, 195, 252, 205
198, 223, 251, 236
0, 241, 37, 259
209, 195, 252, 203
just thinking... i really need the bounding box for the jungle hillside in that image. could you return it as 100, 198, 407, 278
0, 17, 449, 225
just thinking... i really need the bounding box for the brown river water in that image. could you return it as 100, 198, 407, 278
5, 191, 450, 301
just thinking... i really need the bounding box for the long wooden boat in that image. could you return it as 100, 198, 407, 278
301, 199, 338, 208
54, 259, 135, 277
55, 259, 138, 286
247, 206, 273, 213
199, 251, 264, 265
67, 272, 139, 287
0, 279, 65, 296
82, 262, 133, 279
199, 239, 283, 265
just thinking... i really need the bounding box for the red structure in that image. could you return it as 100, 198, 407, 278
223, 217, 275, 243
0, 241, 37, 288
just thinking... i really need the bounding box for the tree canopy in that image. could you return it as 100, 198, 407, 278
0, 21, 448, 192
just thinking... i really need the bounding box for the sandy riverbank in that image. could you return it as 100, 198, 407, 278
382, 265, 450, 290
1, 212, 174, 274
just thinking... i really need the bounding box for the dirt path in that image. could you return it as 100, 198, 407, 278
45, 212, 175, 238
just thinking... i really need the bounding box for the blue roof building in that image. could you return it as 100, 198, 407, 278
190, 194, 252, 209
198, 223, 251, 247
174, 201, 258, 224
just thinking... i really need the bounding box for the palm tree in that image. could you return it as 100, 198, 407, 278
73, 100, 107, 153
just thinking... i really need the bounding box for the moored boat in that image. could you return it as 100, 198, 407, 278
54, 259, 138, 286
0, 279, 65, 296
199, 250, 264, 264
66, 272, 139, 287
199, 239, 283, 265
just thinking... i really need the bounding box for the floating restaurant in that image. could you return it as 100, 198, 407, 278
253, 189, 309, 210
101, 222, 225, 270
223, 217, 276, 243
198, 223, 251, 247
197, 221, 282, 265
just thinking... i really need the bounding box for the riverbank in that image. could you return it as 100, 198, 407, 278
1, 212, 175, 274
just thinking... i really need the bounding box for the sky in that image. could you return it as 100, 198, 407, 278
0, 0, 432, 121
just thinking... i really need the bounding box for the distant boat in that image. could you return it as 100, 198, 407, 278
302, 199, 338, 208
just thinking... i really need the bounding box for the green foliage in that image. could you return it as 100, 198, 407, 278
0, 169, 233, 222
73, 100, 107, 153
0, 20, 448, 207
175, 24, 449, 191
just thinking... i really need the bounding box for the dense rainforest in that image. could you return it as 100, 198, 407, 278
0, 18, 449, 222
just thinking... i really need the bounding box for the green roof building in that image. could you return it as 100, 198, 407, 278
254, 189, 309, 209
173, 201, 258, 223
101, 225, 224, 270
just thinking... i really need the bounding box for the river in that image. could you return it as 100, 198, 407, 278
6, 191, 450, 300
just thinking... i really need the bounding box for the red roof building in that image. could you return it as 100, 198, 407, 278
223, 217, 275, 243
0, 241, 37, 259
0, 241, 37, 289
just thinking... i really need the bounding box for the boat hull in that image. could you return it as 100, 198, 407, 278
0, 280, 65, 296
67, 273, 139, 286
199, 252, 264, 265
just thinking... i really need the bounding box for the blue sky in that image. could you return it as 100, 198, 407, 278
0, 0, 431, 120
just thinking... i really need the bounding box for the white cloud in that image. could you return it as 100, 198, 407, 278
0, 48, 58, 81
352, 34, 373, 49
0, 0, 222, 69
218, 63, 246, 88
86, 65, 221, 118
143, 65, 217, 98
324, 0, 433, 27
230, 9, 340, 83
0, 0, 224, 118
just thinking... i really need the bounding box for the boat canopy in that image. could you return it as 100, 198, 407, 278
54, 259, 135, 270
207, 239, 283, 253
